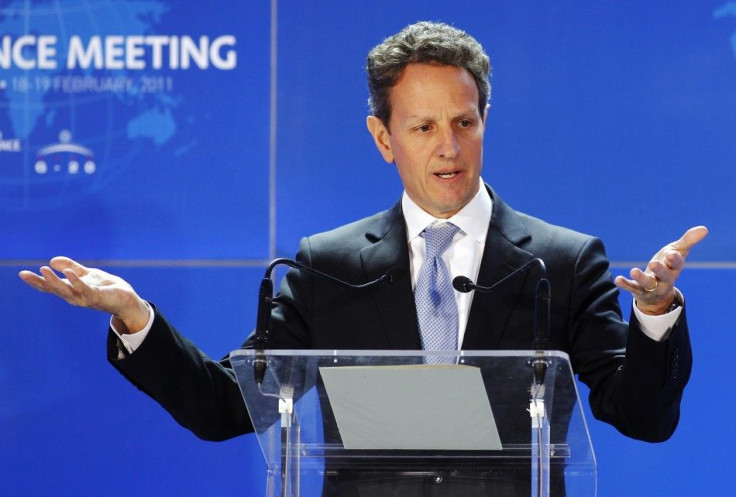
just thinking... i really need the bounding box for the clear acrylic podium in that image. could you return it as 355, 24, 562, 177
230, 349, 597, 497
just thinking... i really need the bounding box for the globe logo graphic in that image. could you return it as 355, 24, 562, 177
34, 130, 96, 176
0, 0, 176, 212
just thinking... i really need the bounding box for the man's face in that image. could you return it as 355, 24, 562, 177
367, 63, 487, 219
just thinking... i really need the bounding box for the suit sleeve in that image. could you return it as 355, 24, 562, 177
107, 305, 255, 441
106, 239, 318, 442
568, 237, 692, 442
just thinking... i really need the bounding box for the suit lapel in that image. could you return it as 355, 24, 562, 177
462, 188, 535, 350
359, 202, 422, 349
356, 189, 536, 351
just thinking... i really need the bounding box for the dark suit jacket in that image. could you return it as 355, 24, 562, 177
109, 187, 691, 484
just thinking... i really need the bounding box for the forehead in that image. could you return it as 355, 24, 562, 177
389, 63, 480, 119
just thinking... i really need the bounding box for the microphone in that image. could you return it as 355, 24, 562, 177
453, 258, 550, 385
253, 258, 400, 384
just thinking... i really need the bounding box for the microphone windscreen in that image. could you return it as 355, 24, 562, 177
452, 276, 473, 293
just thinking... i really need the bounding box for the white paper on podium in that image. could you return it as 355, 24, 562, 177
319, 364, 502, 451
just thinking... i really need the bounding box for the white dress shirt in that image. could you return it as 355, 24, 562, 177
402, 180, 492, 348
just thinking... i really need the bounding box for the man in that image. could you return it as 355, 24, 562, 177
20, 22, 706, 496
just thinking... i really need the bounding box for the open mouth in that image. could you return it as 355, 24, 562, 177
435, 171, 459, 179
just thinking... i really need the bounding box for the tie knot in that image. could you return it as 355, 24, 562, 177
423, 223, 459, 259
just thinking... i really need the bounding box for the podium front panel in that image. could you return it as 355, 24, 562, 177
230, 349, 596, 497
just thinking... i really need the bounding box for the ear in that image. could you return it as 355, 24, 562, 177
366, 115, 394, 163
482, 103, 490, 127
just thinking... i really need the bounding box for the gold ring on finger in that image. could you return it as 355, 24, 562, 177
644, 279, 658, 292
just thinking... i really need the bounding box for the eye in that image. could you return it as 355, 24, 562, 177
458, 119, 473, 128
416, 124, 432, 133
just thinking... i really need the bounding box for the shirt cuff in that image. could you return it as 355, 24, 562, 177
110, 302, 155, 355
633, 290, 683, 342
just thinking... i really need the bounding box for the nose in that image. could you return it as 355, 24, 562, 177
437, 128, 460, 159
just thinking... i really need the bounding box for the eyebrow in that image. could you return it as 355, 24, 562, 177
404, 109, 479, 125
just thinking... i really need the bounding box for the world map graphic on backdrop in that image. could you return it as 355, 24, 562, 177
0, 0, 237, 211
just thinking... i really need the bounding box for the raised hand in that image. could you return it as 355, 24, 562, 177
19, 256, 150, 333
614, 226, 708, 315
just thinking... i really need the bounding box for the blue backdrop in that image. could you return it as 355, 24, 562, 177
2, 1, 735, 495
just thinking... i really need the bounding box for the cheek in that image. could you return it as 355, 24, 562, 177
393, 149, 425, 178
461, 135, 484, 154
395, 162, 420, 187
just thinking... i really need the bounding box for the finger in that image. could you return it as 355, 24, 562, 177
63, 269, 99, 306
671, 225, 708, 256
645, 259, 677, 284
50, 256, 89, 277
613, 276, 646, 299
39, 265, 63, 282
615, 273, 652, 295
64, 268, 88, 291
18, 270, 47, 290
63, 268, 97, 298
662, 250, 685, 271
38, 266, 78, 299
614, 275, 639, 294
629, 267, 659, 292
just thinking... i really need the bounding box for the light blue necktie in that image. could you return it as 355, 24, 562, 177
415, 223, 460, 359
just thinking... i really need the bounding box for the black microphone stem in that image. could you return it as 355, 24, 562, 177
533, 276, 550, 387
253, 258, 397, 385
453, 258, 550, 385
253, 276, 273, 385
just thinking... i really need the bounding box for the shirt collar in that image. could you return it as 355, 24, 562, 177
402, 178, 493, 243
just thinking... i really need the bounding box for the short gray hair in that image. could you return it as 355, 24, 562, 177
366, 21, 491, 127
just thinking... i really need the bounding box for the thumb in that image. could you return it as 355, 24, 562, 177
671, 226, 708, 256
